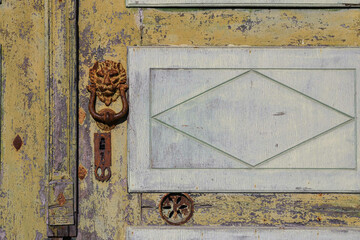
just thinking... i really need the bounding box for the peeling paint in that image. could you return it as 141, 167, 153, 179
78, 3, 360, 239
0, 228, 7, 240
141, 193, 360, 227
0, 0, 47, 230
1, 0, 359, 239
19, 57, 31, 76
141, 9, 360, 47
35, 230, 43, 240
24, 92, 34, 109
38, 178, 46, 218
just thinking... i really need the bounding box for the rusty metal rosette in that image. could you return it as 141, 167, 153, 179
159, 193, 194, 225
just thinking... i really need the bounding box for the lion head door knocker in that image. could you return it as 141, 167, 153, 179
87, 60, 129, 131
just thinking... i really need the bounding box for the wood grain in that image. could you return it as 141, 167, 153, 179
142, 193, 360, 227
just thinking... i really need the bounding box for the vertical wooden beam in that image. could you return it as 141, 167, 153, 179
47, 0, 78, 237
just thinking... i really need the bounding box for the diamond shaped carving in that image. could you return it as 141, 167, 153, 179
153, 70, 352, 167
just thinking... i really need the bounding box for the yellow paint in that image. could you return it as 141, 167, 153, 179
78, 1, 141, 239
1, 0, 360, 239
78, 4, 360, 239
142, 9, 360, 47
0, 0, 47, 239
142, 193, 360, 227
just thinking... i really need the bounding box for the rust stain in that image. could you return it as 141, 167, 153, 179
57, 193, 66, 206
13, 135, 23, 151
79, 107, 86, 125
78, 164, 88, 180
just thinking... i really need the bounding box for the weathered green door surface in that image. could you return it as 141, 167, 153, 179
1, 0, 360, 239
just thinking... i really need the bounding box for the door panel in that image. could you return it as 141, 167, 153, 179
0, 1, 47, 239
77, 3, 360, 240
77, 2, 141, 239
128, 47, 359, 192
1, 1, 359, 239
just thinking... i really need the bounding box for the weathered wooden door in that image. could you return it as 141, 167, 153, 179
0, 1, 53, 239
0, 0, 78, 238
77, 1, 360, 239
1, 0, 360, 239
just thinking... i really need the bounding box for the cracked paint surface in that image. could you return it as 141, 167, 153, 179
0, 0, 47, 238
1, 0, 360, 239
78, 3, 360, 240
78, 1, 141, 239
141, 9, 360, 46
142, 193, 360, 227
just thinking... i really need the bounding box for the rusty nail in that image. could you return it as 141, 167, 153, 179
13, 135, 23, 151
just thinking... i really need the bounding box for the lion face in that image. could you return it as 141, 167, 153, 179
89, 60, 127, 106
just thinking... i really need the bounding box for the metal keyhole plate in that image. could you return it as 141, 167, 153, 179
159, 193, 194, 225
94, 133, 111, 182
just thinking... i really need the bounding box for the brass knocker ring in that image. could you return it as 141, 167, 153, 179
87, 84, 128, 125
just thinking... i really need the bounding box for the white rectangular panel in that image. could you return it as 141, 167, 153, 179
127, 227, 360, 240
128, 47, 360, 192
126, 0, 360, 7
